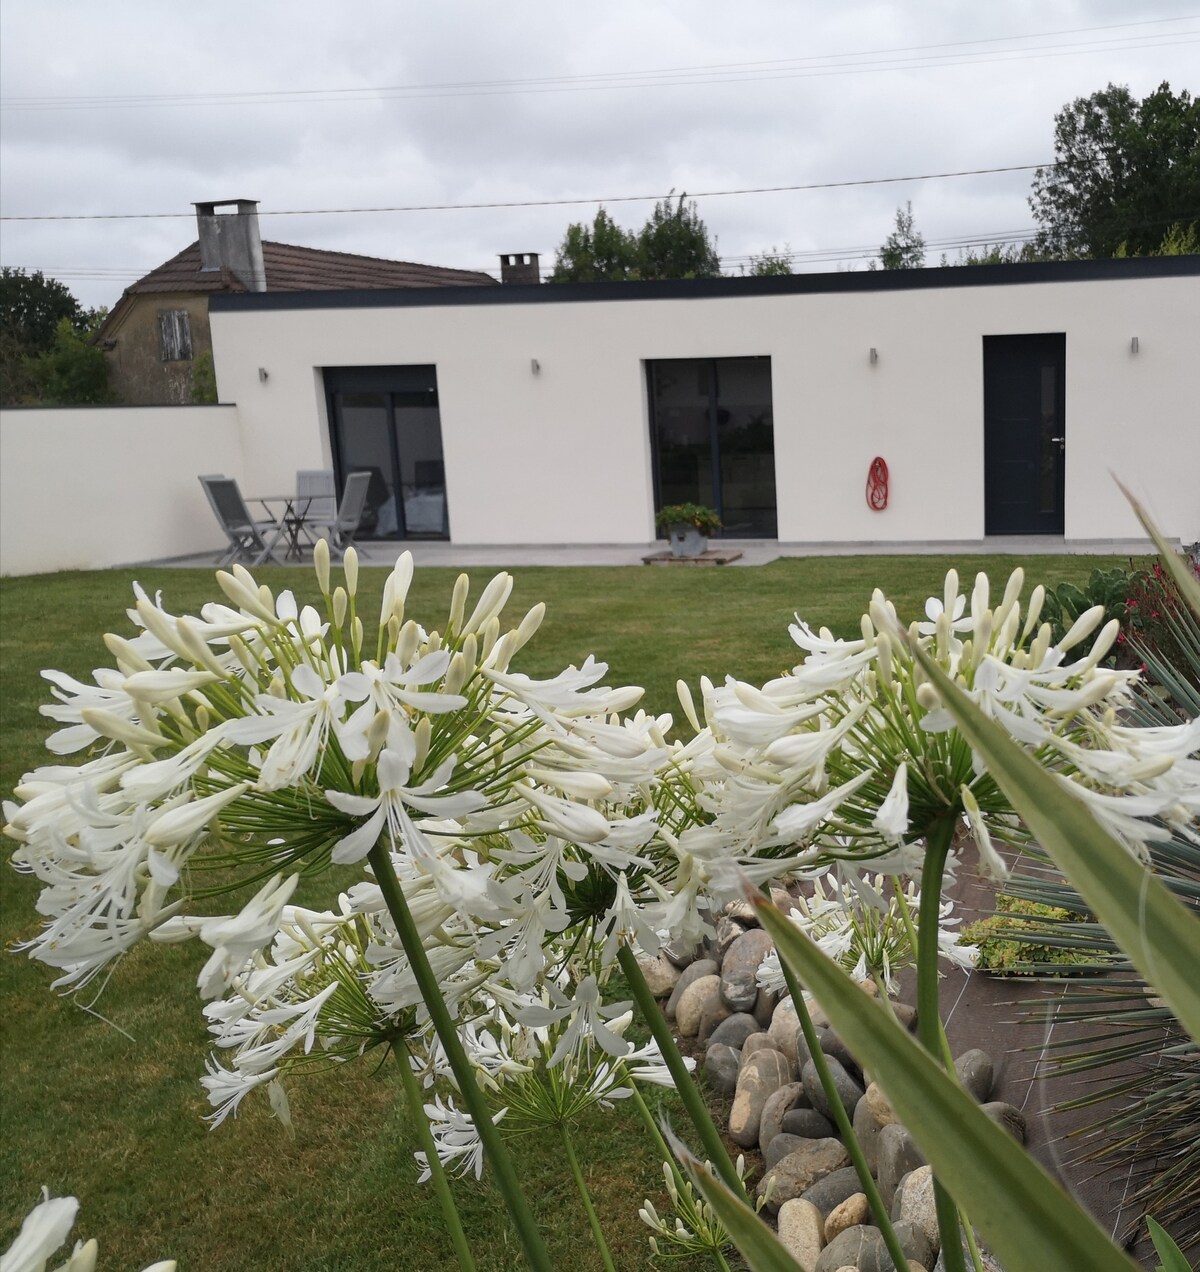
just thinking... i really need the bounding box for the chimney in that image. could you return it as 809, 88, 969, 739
499, 252, 540, 285
194, 199, 267, 293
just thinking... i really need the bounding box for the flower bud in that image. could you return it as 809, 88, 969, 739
464, 572, 514, 635
1058, 604, 1105, 652
396, 620, 419, 667
103, 632, 154, 674
676, 679, 701, 733
313, 538, 331, 595
413, 716, 432, 772
448, 573, 469, 635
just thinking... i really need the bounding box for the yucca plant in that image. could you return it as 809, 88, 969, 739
972, 548, 1200, 1261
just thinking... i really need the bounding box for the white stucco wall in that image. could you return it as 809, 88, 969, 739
0, 405, 245, 575
209, 271, 1199, 546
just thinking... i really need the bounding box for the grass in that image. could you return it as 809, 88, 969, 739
0, 553, 1138, 1270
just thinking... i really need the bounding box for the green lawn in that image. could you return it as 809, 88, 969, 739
0, 554, 1137, 1270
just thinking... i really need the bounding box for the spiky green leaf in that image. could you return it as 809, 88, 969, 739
912, 644, 1200, 1045
754, 895, 1137, 1272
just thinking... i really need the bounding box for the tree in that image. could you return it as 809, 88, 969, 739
746, 245, 794, 276
549, 195, 721, 282
549, 208, 638, 282
872, 202, 925, 269
0, 266, 83, 353
939, 241, 1045, 266
634, 194, 721, 280
25, 316, 111, 405
1030, 82, 1200, 259
1, 271, 110, 406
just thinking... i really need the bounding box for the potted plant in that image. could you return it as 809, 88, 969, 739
655, 502, 721, 558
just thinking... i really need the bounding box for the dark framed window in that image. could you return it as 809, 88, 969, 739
647, 356, 777, 537
323, 365, 449, 541
158, 309, 192, 361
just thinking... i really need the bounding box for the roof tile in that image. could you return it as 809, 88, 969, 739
126, 240, 497, 295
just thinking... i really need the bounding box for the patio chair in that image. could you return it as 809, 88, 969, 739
295, 469, 336, 548
198, 474, 283, 566
305, 470, 373, 558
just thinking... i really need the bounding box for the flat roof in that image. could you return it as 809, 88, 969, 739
210, 253, 1199, 313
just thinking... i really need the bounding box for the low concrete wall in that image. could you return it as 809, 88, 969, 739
0, 405, 245, 576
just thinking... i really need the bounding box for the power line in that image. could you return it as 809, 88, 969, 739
0, 162, 1053, 223
2, 16, 1193, 110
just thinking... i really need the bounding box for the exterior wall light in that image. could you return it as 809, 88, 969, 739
1130, 337, 1140, 354
531, 359, 541, 375
258, 367, 269, 382
869, 347, 879, 365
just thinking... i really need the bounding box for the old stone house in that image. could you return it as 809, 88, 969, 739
96, 199, 500, 405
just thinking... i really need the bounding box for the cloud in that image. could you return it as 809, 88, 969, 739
1, 0, 1194, 306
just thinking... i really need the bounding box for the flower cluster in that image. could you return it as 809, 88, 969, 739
756, 869, 978, 998
4, 557, 1195, 1145
675, 568, 1199, 885
3, 547, 689, 1131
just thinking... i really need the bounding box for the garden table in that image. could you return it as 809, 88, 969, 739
253, 495, 315, 561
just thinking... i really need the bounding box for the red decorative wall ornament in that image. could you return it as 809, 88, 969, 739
866, 457, 889, 511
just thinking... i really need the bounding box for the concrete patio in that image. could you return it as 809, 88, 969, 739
147, 535, 1167, 571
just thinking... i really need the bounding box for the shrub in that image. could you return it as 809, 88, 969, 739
653, 503, 721, 535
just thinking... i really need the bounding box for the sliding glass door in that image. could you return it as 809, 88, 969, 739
648, 357, 777, 537
324, 366, 449, 540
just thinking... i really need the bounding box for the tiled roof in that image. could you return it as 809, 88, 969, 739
124, 240, 498, 295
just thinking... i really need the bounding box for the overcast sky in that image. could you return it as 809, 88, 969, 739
1, 1, 1195, 310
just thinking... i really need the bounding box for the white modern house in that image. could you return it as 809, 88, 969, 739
2, 252, 1197, 575
207, 255, 1199, 550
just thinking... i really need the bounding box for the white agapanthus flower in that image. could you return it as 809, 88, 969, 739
5, 548, 689, 1134
676, 567, 1198, 882
0, 1189, 175, 1272
755, 868, 978, 997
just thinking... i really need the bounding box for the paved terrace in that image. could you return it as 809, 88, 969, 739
153, 535, 1166, 570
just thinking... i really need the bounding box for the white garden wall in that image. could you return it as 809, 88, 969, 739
0, 405, 245, 575
209, 264, 1200, 548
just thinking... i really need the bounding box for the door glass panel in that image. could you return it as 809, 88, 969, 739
651, 360, 715, 510
715, 358, 777, 537
394, 390, 448, 537
649, 357, 776, 538
325, 369, 449, 540
333, 392, 396, 540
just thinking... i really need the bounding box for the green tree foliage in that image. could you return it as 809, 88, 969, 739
0, 266, 83, 352
940, 241, 1045, 266
550, 195, 721, 282
25, 317, 112, 406
548, 208, 638, 281
1, 268, 111, 405
746, 245, 794, 276
1030, 82, 1200, 259
190, 350, 219, 404
873, 201, 925, 269
634, 194, 721, 280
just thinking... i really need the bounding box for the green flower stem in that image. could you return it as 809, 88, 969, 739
393, 1044, 478, 1272
625, 1083, 735, 1272
616, 944, 743, 1194
778, 961, 911, 1272
558, 1121, 617, 1272
625, 1081, 684, 1188
917, 819, 969, 1272
367, 843, 553, 1272
893, 882, 987, 1272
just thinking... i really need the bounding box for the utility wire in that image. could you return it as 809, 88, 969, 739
0, 162, 1056, 222
2, 16, 1193, 109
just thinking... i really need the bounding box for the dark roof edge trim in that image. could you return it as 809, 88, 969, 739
210, 255, 1199, 313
